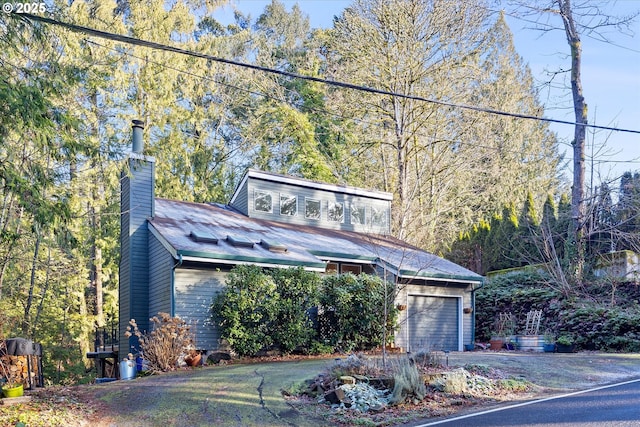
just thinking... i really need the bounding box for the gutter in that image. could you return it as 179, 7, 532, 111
170, 253, 183, 316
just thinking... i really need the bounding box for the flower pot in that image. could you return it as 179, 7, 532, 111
543, 343, 556, 352
556, 343, 575, 353
489, 338, 504, 351
136, 356, 146, 372
2, 384, 23, 398
120, 360, 136, 380
516, 335, 545, 352
185, 352, 202, 367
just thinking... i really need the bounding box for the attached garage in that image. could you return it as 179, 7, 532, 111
405, 294, 462, 352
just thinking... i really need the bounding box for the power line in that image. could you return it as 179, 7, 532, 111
15, 12, 640, 135
87, 40, 550, 162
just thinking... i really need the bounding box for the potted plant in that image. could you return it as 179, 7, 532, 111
185, 349, 202, 367
489, 312, 515, 351
555, 335, 575, 353
543, 331, 556, 352
516, 310, 545, 351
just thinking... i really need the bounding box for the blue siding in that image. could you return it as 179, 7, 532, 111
149, 233, 173, 316
119, 174, 131, 358
246, 178, 391, 234
174, 268, 228, 350
230, 179, 249, 215
119, 156, 155, 358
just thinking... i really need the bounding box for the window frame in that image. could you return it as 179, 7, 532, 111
327, 201, 344, 223
279, 193, 298, 216
350, 203, 366, 225
253, 189, 273, 213
305, 197, 321, 221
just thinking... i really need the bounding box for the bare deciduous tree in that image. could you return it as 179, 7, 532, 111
505, 0, 639, 282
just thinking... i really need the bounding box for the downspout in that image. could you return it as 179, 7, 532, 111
470, 277, 485, 347
170, 253, 183, 317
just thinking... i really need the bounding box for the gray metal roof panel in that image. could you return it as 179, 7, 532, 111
149, 198, 483, 282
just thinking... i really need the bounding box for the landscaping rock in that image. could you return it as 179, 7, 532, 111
324, 387, 346, 404
369, 377, 394, 389
206, 351, 231, 364
339, 375, 356, 385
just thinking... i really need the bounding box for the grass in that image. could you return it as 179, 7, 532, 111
2, 352, 639, 426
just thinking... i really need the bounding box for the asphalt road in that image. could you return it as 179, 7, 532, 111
411, 378, 640, 426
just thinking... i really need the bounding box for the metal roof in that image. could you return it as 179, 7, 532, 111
148, 198, 483, 283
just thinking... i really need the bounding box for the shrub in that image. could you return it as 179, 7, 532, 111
476, 271, 561, 341
389, 357, 426, 405
318, 273, 397, 351
211, 266, 322, 356
477, 270, 640, 352
308, 341, 335, 355
268, 267, 321, 353
212, 267, 398, 356
125, 313, 194, 373
210, 265, 277, 356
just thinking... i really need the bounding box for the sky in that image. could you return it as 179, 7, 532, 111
216, 0, 640, 187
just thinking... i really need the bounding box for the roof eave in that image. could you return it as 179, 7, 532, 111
397, 268, 484, 284
176, 249, 327, 271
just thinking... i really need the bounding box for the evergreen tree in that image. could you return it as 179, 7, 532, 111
615, 172, 640, 252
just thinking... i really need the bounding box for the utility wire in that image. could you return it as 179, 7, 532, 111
86, 39, 551, 161
15, 12, 640, 135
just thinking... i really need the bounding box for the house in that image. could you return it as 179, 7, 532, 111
119, 121, 484, 358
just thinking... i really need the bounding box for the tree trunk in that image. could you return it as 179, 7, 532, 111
22, 224, 41, 336
559, 0, 587, 282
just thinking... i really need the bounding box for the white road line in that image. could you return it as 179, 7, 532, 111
413, 377, 640, 426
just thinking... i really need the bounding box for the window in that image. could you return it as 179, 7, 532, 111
260, 239, 287, 253
341, 264, 362, 275
327, 201, 344, 223
280, 194, 297, 216
189, 230, 218, 244
254, 190, 273, 213
350, 203, 366, 225
370, 206, 388, 228
325, 262, 339, 275
305, 198, 321, 220
226, 235, 255, 248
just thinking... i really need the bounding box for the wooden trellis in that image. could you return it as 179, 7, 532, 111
524, 310, 542, 335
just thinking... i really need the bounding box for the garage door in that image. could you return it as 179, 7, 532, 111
407, 295, 459, 352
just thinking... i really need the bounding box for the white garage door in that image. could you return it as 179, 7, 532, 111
407, 295, 459, 352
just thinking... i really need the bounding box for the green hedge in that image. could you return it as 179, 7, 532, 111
211, 266, 397, 356
318, 273, 397, 352
476, 271, 640, 351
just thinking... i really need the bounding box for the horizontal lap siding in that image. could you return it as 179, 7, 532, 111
231, 180, 249, 215
119, 158, 154, 358
148, 234, 173, 316
174, 268, 228, 350
246, 178, 390, 234
119, 175, 131, 358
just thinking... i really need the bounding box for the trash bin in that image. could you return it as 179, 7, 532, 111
119, 359, 136, 380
